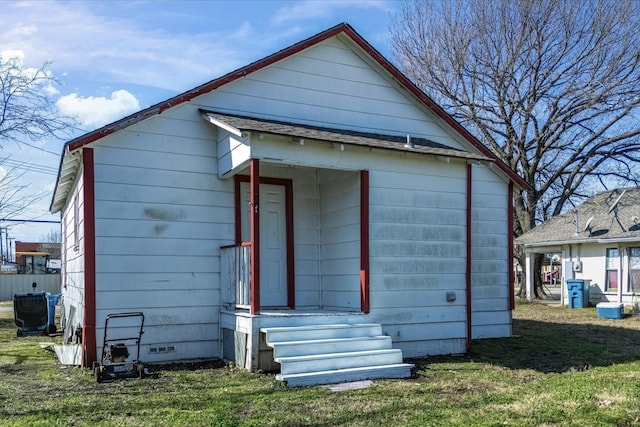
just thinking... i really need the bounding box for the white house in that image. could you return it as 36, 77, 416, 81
516, 187, 640, 307
50, 23, 526, 386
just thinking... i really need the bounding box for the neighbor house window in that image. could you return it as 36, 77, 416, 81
629, 247, 640, 293
605, 248, 619, 292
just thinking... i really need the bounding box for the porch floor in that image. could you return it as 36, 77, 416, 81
223, 307, 366, 318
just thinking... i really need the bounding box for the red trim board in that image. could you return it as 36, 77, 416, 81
82, 148, 97, 366
249, 160, 260, 314
360, 170, 370, 314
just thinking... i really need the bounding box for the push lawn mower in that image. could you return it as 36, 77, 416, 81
92, 312, 145, 383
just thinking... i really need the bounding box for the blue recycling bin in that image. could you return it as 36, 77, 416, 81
567, 279, 590, 308
45, 293, 61, 331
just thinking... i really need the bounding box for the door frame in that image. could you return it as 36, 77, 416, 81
234, 174, 295, 310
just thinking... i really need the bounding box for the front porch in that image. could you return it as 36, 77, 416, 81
207, 113, 416, 384
220, 308, 367, 372
220, 308, 413, 386
217, 160, 375, 376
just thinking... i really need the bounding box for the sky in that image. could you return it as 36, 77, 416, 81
0, 0, 397, 249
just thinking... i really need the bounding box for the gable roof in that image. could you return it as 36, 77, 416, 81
50, 22, 527, 213
201, 110, 491, 162
516, 187, 640, 247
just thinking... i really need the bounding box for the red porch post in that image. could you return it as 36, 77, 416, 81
250, 159, 260, 314
360, 170, 370, 313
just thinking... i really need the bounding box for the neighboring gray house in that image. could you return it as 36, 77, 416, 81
50, 23, 526, 386
516, 187, 640, 306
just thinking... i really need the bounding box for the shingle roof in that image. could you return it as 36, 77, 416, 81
516, 187, 640, 247
202, 111, 491, 161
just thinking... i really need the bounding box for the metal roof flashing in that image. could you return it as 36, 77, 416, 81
200, 110, 491, 162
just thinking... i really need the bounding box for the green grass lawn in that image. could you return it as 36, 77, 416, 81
1, 303, 640, 426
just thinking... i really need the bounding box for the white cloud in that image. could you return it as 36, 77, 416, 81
42, 84, 59, 96
0, 1, 247, 92
1, 49, 25, 61
56, 90, 140, 130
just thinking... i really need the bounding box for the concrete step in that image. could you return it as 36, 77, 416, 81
277, 363, 414, 387
271, 336, 392, 358
261, 324, 382, 345
276, 349, 404, 375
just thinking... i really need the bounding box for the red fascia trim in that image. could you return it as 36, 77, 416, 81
341, 26, 528, 190
466, 164, 473, 352
63, 24, 350, 154
82, 148, 97, 367
68, 129, 114, 152
61, 21, 528, 192
249, 160, 260, 314
508, 182, 515, 311
360, 170, 370, 314
237, 174, 295, 309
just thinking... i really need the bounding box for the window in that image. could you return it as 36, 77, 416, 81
629, 247, 640, 293
605, 248, 619, 292
23, 255, 48, 274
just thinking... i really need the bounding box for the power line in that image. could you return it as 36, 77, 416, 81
0, 219, 60, 224
1, 158, 58, 176
15, 140, 61, 157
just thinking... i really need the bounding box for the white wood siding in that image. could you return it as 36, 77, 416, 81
470, 164, 511, 338
190, 38, 468, 152
217, 129, 250, 177
91, 104, 232, 362
367, 154, 469, 357
60, 167, 85, 334
318, 170, 360, 310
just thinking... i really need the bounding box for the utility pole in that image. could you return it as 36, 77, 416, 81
5, 229, 10, 263
7, 238, 13, 263
0, 227, 4, 264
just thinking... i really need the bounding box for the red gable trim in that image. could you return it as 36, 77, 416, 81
338, 26, 528, 189
62, 22, 526, 189
66, 24, 348, 154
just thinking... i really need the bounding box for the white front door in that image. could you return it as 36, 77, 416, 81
241, 182, 288, 307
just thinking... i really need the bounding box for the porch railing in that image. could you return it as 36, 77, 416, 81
220, 244, 251, 308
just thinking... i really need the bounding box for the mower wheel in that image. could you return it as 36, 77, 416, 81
93, 362, 103, 383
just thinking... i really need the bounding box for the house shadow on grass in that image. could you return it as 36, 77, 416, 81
418, 315, 640, 374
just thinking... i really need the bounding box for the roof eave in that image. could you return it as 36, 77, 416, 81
336, 25, 529, 190
520, 235, 640, 248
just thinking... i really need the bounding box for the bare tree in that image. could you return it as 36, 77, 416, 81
391, 0, 640, 297
0, 54, 75, 147
0, 54, 75, 230
0, 157, 47, 221
40, 228, 61, 244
